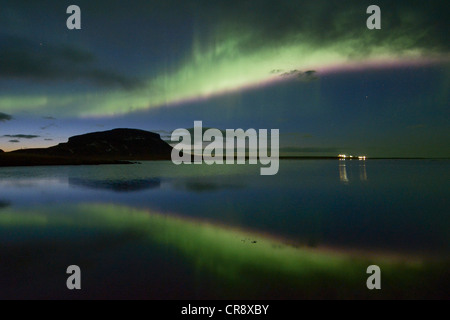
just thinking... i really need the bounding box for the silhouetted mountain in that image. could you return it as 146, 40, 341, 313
0, 149, 3, 153
12, 129, 173, 160
0, 129, 173, 167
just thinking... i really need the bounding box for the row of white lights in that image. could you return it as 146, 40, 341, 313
338, 154, 367, 160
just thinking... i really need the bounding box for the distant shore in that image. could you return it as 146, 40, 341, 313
2, 153, 448, 168
279, 156, 449, 160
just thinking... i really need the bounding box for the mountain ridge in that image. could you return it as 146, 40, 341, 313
1, 128, 173, 167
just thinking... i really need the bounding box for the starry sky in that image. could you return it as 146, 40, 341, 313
0, 0, 449, 157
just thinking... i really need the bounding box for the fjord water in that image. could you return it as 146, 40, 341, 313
0, 160, 448, 299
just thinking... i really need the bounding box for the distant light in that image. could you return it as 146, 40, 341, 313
339, 154, 367, 160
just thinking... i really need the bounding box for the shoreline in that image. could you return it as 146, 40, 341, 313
1, 153, 448, 168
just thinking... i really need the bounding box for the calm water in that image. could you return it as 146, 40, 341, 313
0, 160, 448, 299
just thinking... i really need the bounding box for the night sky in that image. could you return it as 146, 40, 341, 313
0, 0, 448, 157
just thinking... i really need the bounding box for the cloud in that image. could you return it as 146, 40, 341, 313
0, 36, 143, 90
280, 70, 319, 82
9, 140, 20, 143
3, 134, 40, 139
43, 116, 56, 120
0, 113, 13, 122
40, 123, 57, 130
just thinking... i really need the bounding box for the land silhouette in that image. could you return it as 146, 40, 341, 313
0, 129, 173, 167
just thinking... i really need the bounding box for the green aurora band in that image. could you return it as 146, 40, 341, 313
1, 21, 449, 117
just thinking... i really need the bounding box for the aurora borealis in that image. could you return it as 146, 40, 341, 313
0, 0, 449, 157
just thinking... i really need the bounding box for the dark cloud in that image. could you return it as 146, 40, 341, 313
270, 69, 284, 74
86, 69, 143, 90
43, 116, 56, 120
280, 70, 319, 82
0, 35, 143, 90
0, 113, 13, 122
3, 134, 40, 139
8, 140, 20, 143
41, 123, 57, 130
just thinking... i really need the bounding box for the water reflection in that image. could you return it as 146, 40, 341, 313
359, 162, 368, 181
0, 200, 10, 209
0, 161, 447, 256
339, 162, 349, 183
171, 179, 244, 193
69, 178, 161, 192
339, 161, 368, 183
0, 203, 445, 299
68, 177, 243, 194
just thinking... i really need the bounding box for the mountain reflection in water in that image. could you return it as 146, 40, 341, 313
69, 178, 161, 192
